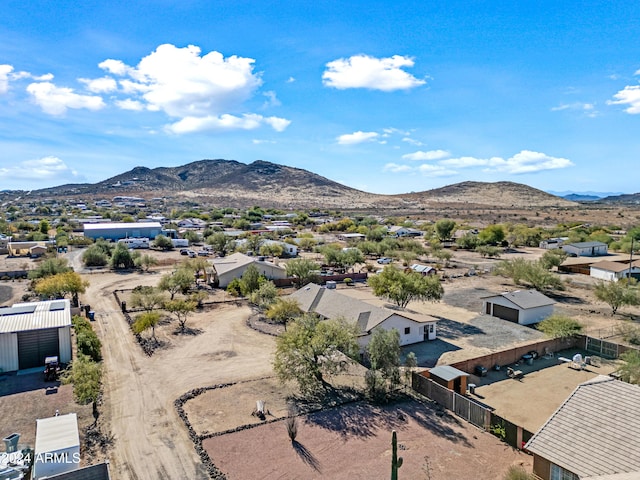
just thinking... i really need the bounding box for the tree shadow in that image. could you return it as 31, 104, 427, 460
172, 326, 203, 336
303, 396, 471, 446
292, 440, 322, 472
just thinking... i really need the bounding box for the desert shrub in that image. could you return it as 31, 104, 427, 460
226, 278, 244, 297
77, 331, 102, 362
503, 465, 534, 480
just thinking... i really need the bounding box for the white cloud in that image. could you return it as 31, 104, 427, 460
252, 139, 276, 144
323, 54, 426, 91
0, 156, 80, 182
97, 43, 290, 133
402, 149, 450, 161
115, 98, 145, 111
402, 137, 424, 146
262, 90, 281, 108
440, 150, 573, 174
79, 76, 117, 93
98, 59, 131, 76
608, 85, 640, 114
166, 113, 290, 134
0, 64, 13, 94
286, 76, 296, 83
337, 131, 379, 145
383, 163, 413, 173
26, 82, 105, 115
551, 102, 597, 117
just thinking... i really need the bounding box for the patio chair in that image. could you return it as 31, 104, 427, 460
543, 347, 554, 359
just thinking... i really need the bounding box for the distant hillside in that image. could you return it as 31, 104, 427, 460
563, 194, 601, 202
28, 160, 576, 209
32, 159, 389, 209
599, 192, 640, 204
399, 181, 577, 208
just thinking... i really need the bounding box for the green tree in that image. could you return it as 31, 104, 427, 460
133, 311, 162, 340
77, 330, 103, 362
111, 243, 136, 269
404, 351, 418, 386
28, 257, 72, 280
540, 249, 568, 270
39, 219, 50, 235
62, 354, 102, 415
153, 234, 174, 250
158, 267, 195, 299
494, 258, 564, 292
456, 232, 479, 250
266, 298, 302, 330
273, 314, 360, 394
285, 258, 320, 289
164, 298, 196, 333
594, 280, 640, 315
249, 280, 278, 308
435, 219, 456, 241
82, 245, 109, 267
369, 266, 443, 309
207, 232, 236, 256
617, 350, 640, 385
259, 242, 284, 258
366, 328, 401, 398
34, 271, 88, 306
243, 234, 264, 254
478, 224, 506, 245
241, 264, 262, 294
537, 315, 583, 339
130, 286, 166, 312
475, 245, 502, 258
137, 253, 159, 272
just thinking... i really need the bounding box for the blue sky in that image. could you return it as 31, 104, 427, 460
1, 1, 640, 195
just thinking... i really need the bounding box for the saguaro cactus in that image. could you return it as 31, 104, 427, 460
391, 430, 403, 480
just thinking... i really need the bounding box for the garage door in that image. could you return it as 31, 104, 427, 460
17, 329, 59, 370
492, 304, 519, 323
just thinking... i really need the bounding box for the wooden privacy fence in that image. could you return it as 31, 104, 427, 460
412, 373, 491, 430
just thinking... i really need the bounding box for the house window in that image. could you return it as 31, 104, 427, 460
551, 464, 579, 480
404, 327, 410, 335
429, 324, 434, 333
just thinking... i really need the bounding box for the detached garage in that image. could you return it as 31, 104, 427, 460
482, 290, 555, 326
0, 299, 72, 372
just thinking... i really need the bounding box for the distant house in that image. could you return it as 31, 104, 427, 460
388, 226, 423, 237
590, 260, 640, 282
177, 218, 207, 229
7, 241, 52, 257
525, 376, 640, 480
209, 252, 287, 288
289, 283, 437, 350
562, 241, 608, 257
539, 237, 568, 250
336, 233, 366, 241
0, 299, 72, 373
409, 264, 437, 276
481, 290, 555, 325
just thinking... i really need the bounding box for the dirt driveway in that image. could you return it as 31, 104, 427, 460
83, 270, 276, 480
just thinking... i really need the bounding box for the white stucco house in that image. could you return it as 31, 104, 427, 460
209, 252, 287, 288
0, 299, 72, 372
539, 237, 569, 249
481, 290, 555, 325
289, 283, 437, 350
562, 241, 608, 257
590, 260, 640, 282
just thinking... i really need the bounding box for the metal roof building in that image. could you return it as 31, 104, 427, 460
33, 413, 80, 480
0, 299, 72, 372
83, 221, 163, 241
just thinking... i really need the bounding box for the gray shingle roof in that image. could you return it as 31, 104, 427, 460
525, 376, 640, 478
482, 290, 555, 309
289, 283, 436, 334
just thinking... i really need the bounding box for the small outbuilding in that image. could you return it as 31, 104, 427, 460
562, 241, 608, 257
0, 299, 72, 372
423, 365, 469, 395
481, 290, 555, 325
32, 413, 80, 480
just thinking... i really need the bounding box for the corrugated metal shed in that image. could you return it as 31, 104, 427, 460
0, 299, 72, 334
36, 413, 79, 454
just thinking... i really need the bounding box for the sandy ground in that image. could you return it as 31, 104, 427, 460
203, 399, 532, 480
473, 350, 619, 433
82, 268, 277, 480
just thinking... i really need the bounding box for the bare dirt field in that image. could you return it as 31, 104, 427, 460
202, 398, 531, 480
82, 268, 277, 480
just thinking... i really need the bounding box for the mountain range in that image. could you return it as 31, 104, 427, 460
6, 159, 639, 209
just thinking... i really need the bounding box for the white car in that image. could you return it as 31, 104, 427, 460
377, 257, 392, 264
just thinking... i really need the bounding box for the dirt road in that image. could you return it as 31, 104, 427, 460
84, 270, 276, 480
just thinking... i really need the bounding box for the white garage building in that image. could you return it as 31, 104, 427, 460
0, 299, 72, 372
590, 260, 640, 282
482, 290, 555, 325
